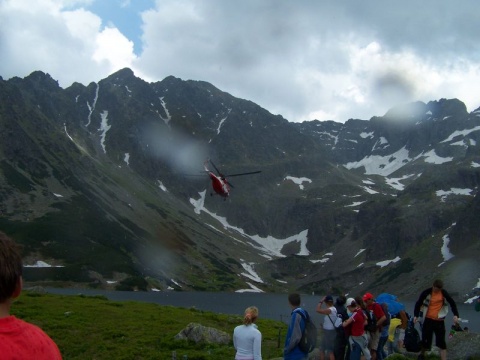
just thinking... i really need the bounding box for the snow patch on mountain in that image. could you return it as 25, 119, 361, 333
285, 176, 312, 189
345, 201, 366, 207
439, 234, 454, 267
355, 249, 366, 257
440, 125, 480, 143
157, 180, 167, 192
236, 282, 264, 293
190, 190, 309, 258
86, 83, 99, 127
344, 143, 459, 177
385, 174, 417, 191
24, 261, 64, 268
344, 146, 410, 176
216, 108, 231, 135
361, 186, 379, 194
376, 256, 400, 268
360, 132, 374, 139
422, 150, 453, 164
159, 97, 172, 125
98, 110, 111, 153
310, 252, 332, 264
372, 137, 389, 151
239, 260, 263, 283
436, 188, 473, 201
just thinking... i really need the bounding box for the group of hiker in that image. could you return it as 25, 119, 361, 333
0, 230, 472, 360
234, 281, 463, 360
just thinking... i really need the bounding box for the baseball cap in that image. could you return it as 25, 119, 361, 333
363, 292, 374, 301
325, 295, 334, 302
346, 297, 356, 307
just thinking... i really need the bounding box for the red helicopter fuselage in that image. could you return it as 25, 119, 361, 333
208, 172, 230, 197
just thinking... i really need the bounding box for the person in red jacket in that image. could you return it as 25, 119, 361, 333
342, 297, 371, 360
363, 292, 387, 360
0, 231, 62, 360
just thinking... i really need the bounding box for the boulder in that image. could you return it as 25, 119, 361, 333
447, 332, 480, 360
174, 322, 230, 345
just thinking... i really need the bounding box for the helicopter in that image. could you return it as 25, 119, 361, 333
203, 159, 261, 199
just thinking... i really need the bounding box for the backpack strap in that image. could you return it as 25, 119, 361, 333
294, 308, 309, 321
325, 307, 336, 327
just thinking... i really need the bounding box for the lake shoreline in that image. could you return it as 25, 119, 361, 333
39, 287, 479, 333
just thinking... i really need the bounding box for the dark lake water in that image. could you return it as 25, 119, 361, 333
45, 288, 478, 333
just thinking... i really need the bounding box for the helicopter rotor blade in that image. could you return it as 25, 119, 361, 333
223, 170, 262, 177
209, 159, 223, 177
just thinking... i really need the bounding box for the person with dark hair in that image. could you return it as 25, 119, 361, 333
342, 298, 371, 360
414, 279, 459, 360
0, 231, 62, 359
233, 306, 262, 360
334, 295, 349, 360
316, 295, 336, 360
284, 293, 308, 360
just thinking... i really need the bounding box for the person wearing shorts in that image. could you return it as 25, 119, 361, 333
316, 295, 337, 360
363, 293, 387, 360
413, 279, 459, 360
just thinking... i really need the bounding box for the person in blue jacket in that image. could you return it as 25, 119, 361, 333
284, 293, 308, 360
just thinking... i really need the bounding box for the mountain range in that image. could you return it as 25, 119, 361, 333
0, 68, 479, 301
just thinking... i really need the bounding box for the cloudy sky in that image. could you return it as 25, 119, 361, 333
1, 0, 480, 123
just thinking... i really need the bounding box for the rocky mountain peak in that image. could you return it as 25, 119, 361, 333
0, 68, 479, 300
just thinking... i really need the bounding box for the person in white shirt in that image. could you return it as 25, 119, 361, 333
316, 295, 337, 360
233, 306, 262, 360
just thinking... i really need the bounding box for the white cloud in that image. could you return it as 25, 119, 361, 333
0, 0, 136, 87
1, 0, 480, 123
93, 26, 137, 69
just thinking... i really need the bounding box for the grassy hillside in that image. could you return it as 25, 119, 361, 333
11, 291, 286, 359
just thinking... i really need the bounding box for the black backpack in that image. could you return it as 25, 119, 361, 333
404, 319, 422, 352
297, 310, 317, 353
334, 307, 348, 339
364, 309, 377, 332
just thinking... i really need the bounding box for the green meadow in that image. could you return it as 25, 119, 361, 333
11, 291, 287, 359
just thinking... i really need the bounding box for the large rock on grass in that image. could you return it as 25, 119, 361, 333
174, 322, 230, 345
447, 331, 480, 360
